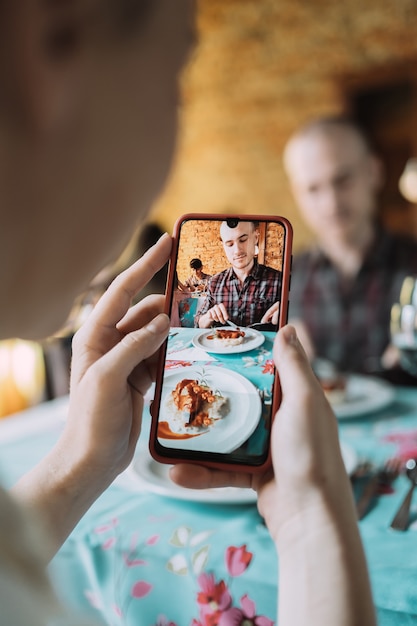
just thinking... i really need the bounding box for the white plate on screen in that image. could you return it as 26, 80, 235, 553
126, 442, 357, 503
331, 375, 395, 419
158, 366, 262, 453
192, 327, 265, 354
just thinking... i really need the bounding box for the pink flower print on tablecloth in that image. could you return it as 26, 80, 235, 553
261, 360, 275, 375
165, 360, 193, 370
225, 545, 253, 577
218, 594, 274, 626
197, 573, 232, 612
381, 429, 417, 463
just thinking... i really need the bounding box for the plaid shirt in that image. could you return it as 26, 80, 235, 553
289, 228, 417, 374
195, 260, 282, 327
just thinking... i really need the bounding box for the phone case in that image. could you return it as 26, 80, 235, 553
149, 213, 293, 473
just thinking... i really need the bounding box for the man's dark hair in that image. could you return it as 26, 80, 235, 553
190, 258, 203, 270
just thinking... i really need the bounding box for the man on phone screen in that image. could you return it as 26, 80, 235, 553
195, 220, 281, 328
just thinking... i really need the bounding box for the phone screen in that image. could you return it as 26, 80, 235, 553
150, 214, 292, 471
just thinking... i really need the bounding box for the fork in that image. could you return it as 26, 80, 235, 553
390, 458, 417, 531
356, 458, 401, 520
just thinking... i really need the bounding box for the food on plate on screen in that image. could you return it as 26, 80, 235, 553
158, 377, 229, 439
206, 327, 245, 347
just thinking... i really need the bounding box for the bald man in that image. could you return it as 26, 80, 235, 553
284, 116, 417, 378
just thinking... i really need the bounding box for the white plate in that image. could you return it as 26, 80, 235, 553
332, 375, 395, 419
126, 442, 356, 502
158, 366, 262, 453
192, 327, 265, 354
127, 450, 257, 504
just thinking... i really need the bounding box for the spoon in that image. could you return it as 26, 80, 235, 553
390, 458, 417, 531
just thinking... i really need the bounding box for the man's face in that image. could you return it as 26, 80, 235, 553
285, 128, 382, 245
0, 0, 195, 338
220, 222, 259, 272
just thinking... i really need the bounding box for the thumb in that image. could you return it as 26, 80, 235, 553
273, 325, 321, 400
94, 314, 170, 391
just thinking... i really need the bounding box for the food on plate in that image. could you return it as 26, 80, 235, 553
164, 378, 229, 434
172, 379, 216, 427
319, 375, 347, 405
206, 327, 245, 347
312, 358, 347, 405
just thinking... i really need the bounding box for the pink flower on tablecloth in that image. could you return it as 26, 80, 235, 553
147, 534, 160, 545
165, 360, 193, 370
94, 517, 118, 534
218, 595, 274, 626
381, 430, 417, 462
197, 573, 232, 614
101, 536, 116, 550
262, 360, 274, 375
225, 545, 253, 577
131, 580, 153, 599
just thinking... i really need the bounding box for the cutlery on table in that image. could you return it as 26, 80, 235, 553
356, 458, 401, 521
390, 458, 417, 531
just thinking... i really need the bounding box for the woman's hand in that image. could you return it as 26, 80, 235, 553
13, 234, 172, 556
170, 325, 347, 536
170, 326, 376, 626
65, 234, 171, 484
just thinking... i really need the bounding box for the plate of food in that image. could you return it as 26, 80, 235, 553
326, 375, 395, 419
157, 366, 262, 453
192, 326, 265, 354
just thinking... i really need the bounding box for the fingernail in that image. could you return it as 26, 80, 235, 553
147, 313, 170, 334
282, 324, 298, 346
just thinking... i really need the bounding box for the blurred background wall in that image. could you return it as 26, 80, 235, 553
146, 0, 417, 252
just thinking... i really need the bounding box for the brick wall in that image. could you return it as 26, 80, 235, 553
148, 0, 417, 252
176, 219, 285, 282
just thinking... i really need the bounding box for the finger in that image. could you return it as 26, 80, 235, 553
117, 294, 166, 335
92, 313, 170, 393
273, 325, 319, 393
211, 304, 227, 324
88, 234, 171, 330
169, 464, 253, 490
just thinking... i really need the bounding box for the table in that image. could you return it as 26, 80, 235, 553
2, 384, 417, 625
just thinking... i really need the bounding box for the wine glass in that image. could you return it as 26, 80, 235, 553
390, 276, 417, 376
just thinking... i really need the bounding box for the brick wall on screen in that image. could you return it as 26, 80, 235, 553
177, 220, 285, 282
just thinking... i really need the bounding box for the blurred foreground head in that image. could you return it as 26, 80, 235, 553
0, 0, 195, 339
283, 116, 384, 247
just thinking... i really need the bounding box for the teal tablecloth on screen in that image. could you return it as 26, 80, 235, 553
2, 385, 417, 624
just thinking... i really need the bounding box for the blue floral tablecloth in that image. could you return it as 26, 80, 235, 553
2, 385, 417, 624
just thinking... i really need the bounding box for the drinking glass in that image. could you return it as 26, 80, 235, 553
391, 276, 417, 376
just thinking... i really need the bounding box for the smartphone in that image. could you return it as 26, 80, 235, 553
149, 213, 293, 472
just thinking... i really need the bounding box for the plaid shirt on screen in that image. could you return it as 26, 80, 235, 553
289, 228, 417, 375
195, 260, 282, 327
